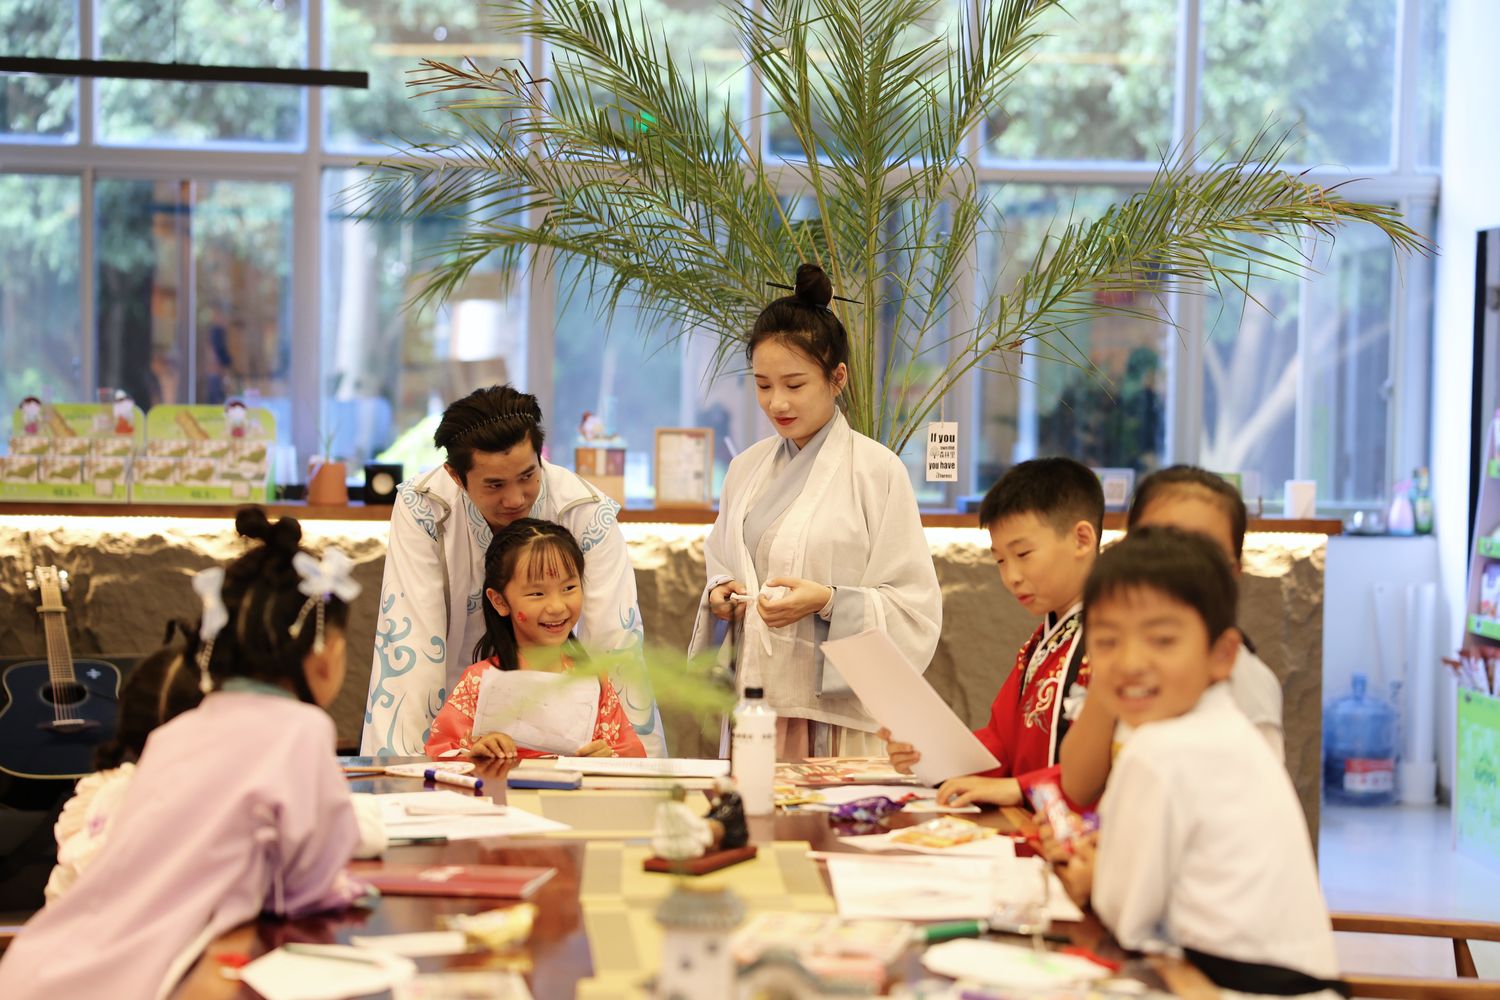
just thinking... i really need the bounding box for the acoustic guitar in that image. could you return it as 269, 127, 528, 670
0, 566, 122, 779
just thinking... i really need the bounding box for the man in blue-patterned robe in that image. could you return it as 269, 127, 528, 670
359, 385, 666, 757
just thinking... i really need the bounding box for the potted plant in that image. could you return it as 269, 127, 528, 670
307, 424, 348, 506
361, 0, 1425, 450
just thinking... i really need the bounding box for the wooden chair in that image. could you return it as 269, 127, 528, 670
1332, 911, 1500, 998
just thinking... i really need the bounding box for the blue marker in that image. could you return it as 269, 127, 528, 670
425, 769, 484, 791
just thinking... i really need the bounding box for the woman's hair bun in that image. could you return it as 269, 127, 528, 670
234, 506, 302, 553
793, 263, 833, 309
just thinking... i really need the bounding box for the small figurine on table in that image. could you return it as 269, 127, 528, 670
705, 776, 748, 850
652, 785, 715, 861
645, 782, 758, 875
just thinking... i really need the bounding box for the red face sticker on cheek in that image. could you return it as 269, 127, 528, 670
515, 610, 528, 623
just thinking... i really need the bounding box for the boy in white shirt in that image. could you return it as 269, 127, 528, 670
1060, 465, 1285, 807
1061, 526, 1346, 998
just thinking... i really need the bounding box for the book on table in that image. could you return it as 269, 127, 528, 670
350, 862, 557, 899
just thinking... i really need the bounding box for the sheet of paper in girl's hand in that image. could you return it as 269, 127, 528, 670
471, 670, 598, 755
820, 629, 1000, 785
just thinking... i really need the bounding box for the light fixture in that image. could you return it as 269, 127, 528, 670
0, 56, 367, 89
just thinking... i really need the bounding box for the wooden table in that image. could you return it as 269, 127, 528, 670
170, 758, 1210, 999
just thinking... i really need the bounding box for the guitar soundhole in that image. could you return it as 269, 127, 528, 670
43, 682, 86, 707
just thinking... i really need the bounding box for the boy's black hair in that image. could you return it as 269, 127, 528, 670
94, 620, 205, 770
746, 263, 851, 385
183, 507, 353, 703
977, 456, 1104, 538
1083, 525, 1238, 642
475, 518, 587, 667
434, 384, 546, 485
1127, 465, 1247, 561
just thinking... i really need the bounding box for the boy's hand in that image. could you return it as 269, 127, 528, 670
1034, 818, 1072, 865
575, 738, 615, 757
709, 581, 748, 622
935, 775, 1022, 808
759, 577, 833, 628
877, 727, 922, 774
469, 732, 519, 759
1058, 833, 1098, 908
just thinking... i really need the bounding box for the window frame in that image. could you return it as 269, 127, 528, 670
0, 0, 1441, 512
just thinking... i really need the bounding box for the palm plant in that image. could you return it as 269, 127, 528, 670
362, 0, 1425, 455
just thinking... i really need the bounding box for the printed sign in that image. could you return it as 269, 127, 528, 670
925, 422, 958, 483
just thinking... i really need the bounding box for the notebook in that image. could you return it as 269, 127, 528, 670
350, 862, 558, 899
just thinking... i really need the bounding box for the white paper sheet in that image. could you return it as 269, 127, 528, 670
837, 831, 1016, 858
238, 946, 416, 1000
552, 756, 730, 778
375, 791, 571, 840
472, 670, 599, 755
820, 630, 1000, 785
825, 855, 999, 920
823, 854, 1081, 923
921, 939, 1109, 988
394, 971, 534, 1000
349, 931, 470, 958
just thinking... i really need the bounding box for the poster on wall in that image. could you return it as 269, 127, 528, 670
1456, 688, 1500, 872
654, 428, 714, 507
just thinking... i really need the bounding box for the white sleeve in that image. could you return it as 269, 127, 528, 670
361, 498, 452, 755
1230, 652, 1284, 764
348, 793, 389, 859
1093, 748, 1179, 952
687, 465, 741, 658
824, 458, 942, 675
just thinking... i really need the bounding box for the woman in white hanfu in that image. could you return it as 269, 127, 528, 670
689, 264, 942, 758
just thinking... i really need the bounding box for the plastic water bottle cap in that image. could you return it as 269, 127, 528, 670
744, 686, 765, 699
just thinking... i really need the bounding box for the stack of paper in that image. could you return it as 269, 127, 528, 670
377, 791, 571, 840
822, 854, 1081, 922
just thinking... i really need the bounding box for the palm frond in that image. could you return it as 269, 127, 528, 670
357, 0, 1427, 453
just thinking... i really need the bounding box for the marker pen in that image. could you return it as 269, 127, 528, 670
425, 768, 485, 791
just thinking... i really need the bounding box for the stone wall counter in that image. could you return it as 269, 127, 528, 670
0, 511, 1329, 833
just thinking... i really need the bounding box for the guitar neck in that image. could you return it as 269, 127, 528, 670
40, 608, 77, 687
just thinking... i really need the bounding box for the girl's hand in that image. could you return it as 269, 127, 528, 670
469, 732, 519, 759
709, 581, 748, 622
877, 727, 922, 775
575, 738, 615, 757
1058, 833, 1097, 907
759, 577, 833, 628
934, 775, 1022, 808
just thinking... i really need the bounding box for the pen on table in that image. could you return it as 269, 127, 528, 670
386, 835, 448, 846
341, 766, 386, 776
425, 768, 484, 791
282, 943, 383, 965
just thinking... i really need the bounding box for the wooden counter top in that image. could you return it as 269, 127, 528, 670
0, 500, 1343, 534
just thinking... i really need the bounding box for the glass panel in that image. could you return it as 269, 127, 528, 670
975, 185, 1168, 492
322, 168, 528, 473
95, 177, 294, 441
1199, 221, 1398, 509
0, 173, 82, 431
324, 0, 503, 153
96, 0, 306, 147
1199, 0, 1399, 168
1415, 0, 1448, 170
0, 0, 78, 141
766, 0, 960, 160
553, 258, 749, 504
982, 0, 1175, 163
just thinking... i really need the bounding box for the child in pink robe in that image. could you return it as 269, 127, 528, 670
425, 518, 646, 760
0, 508, 372, 1000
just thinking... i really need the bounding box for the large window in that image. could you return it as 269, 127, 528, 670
0, 174, 81, 419
0, 0, 1449, 513
95, 177, 295, 439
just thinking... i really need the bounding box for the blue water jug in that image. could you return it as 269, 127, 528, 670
1323, 673, 1399, 805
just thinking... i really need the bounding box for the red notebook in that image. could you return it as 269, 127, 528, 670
349, 862, 557, 899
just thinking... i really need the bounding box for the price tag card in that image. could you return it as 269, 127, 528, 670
925, 422, 958, 482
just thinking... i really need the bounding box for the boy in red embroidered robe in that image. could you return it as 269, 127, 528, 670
882, 457, 1102, 807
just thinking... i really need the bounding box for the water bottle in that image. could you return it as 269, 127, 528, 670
1411, 467, 1433, 535
1323, 673, 1399, 805
731, 686, 777, 816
